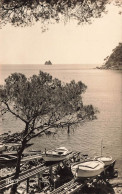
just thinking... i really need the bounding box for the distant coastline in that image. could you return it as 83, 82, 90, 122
96, 43, 122, 70
96, 65, 122, 70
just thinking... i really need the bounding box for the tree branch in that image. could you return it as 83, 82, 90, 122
3, 102, 27, 123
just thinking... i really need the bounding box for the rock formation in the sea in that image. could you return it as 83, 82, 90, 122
45, 60, 52, 65
96, 43, 122, 70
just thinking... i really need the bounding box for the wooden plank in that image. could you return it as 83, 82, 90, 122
0, 165, 47, 190
0, 152, 82, 191
51, 180, 75, 194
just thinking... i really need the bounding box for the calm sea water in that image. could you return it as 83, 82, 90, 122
0, 65, 122, 173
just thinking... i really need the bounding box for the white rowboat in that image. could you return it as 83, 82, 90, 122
42, 147, 72, 162
71, 160, 104, 178
0, 143, 6, 152
94, 156, 113, 166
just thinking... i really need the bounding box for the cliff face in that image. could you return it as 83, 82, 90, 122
97, 43, 122, 70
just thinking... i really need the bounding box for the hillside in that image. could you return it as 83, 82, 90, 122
97, 43, 122, 70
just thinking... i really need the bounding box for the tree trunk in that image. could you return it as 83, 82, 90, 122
10, 140, 26, 194
10, 123, 29, 194
67, 125, 70, 134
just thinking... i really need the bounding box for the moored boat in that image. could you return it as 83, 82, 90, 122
0, 155, 17, 167
0, 143, 6, 152
96, 140, 113, 166
42, 147, 72, 162
71, 160, 104, 178
94, 156, 113, 166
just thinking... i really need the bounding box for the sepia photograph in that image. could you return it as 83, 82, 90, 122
0, 0, 122, 193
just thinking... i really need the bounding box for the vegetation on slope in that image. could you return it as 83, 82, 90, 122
97, 43, 122, 70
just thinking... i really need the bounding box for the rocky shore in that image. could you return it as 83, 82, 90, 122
96, 65, 122, 70
0, 132, 122, 193
1, 152, 122, 194
2, 169, 122, 194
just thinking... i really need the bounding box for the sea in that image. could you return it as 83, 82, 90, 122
0, 64, 122, 175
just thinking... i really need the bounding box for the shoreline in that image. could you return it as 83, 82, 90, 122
1, 155, 122, 194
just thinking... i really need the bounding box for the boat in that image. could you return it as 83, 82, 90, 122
94, 156, 113, 166
42, 147, 72, 162
94, 139, 113, 166
71, 160, 105, 178
0, 143, 6, 152
0, 155, 17, 167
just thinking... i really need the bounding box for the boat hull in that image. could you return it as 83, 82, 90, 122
42, 147, 72, 162
71, 160, 104, 178
0, 144, 6, 152
42, 152, 72, 162
0, 155, 17, 167
95, 156, 113, 166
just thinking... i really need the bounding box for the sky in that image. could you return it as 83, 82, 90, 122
0, 3, 122, 65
